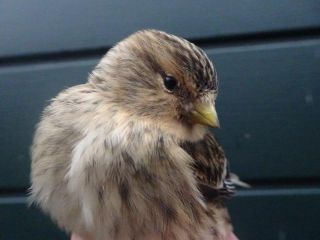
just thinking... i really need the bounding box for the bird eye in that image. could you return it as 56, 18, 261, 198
163, 75, 177, 91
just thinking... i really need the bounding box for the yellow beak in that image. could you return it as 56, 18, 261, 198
190, 102, 220, 128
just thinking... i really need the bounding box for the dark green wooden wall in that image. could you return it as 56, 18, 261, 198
1, 1, 319, 239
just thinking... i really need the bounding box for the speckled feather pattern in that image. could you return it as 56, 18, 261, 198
30, 30, 234, 240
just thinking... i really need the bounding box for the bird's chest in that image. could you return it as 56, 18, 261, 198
82, 153, 209, 239
70, 127, 211, 239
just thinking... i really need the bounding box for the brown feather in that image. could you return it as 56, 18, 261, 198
181, 132, 237, 239
181, 132, 226, 187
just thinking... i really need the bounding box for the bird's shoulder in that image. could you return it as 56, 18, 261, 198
180, 132, 235, 201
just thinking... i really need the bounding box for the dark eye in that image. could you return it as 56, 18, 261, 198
163, 75, 177, 91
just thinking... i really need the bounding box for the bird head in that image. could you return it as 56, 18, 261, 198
90, 30, 219, 140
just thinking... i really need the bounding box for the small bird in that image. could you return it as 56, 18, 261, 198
30, 30, 239, 240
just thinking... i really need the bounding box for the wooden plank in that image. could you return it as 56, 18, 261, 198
1, 0, 320, 57
210, 39, 320, 180
0, 197, 67, 240
1, 39, 319, 188
228, 188, 320, 240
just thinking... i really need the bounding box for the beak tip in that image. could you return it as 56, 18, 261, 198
210, 120, 220, 128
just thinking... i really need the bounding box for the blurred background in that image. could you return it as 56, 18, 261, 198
0, 1, 320, 239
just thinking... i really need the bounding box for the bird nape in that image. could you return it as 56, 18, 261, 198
30, 30, 241, 240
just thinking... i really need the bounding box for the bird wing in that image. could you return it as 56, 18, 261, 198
180, 132, 236, 201
180, 132, 242, 239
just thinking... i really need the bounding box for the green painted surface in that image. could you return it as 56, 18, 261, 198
228, 188, 320, 240
1, 0, 320, 57
211, 39, 320, 180
0, 197, 67, 240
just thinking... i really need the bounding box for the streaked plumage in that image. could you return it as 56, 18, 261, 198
30, 30, 239, 240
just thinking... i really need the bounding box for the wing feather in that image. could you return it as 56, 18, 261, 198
180, 132, 235, 201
